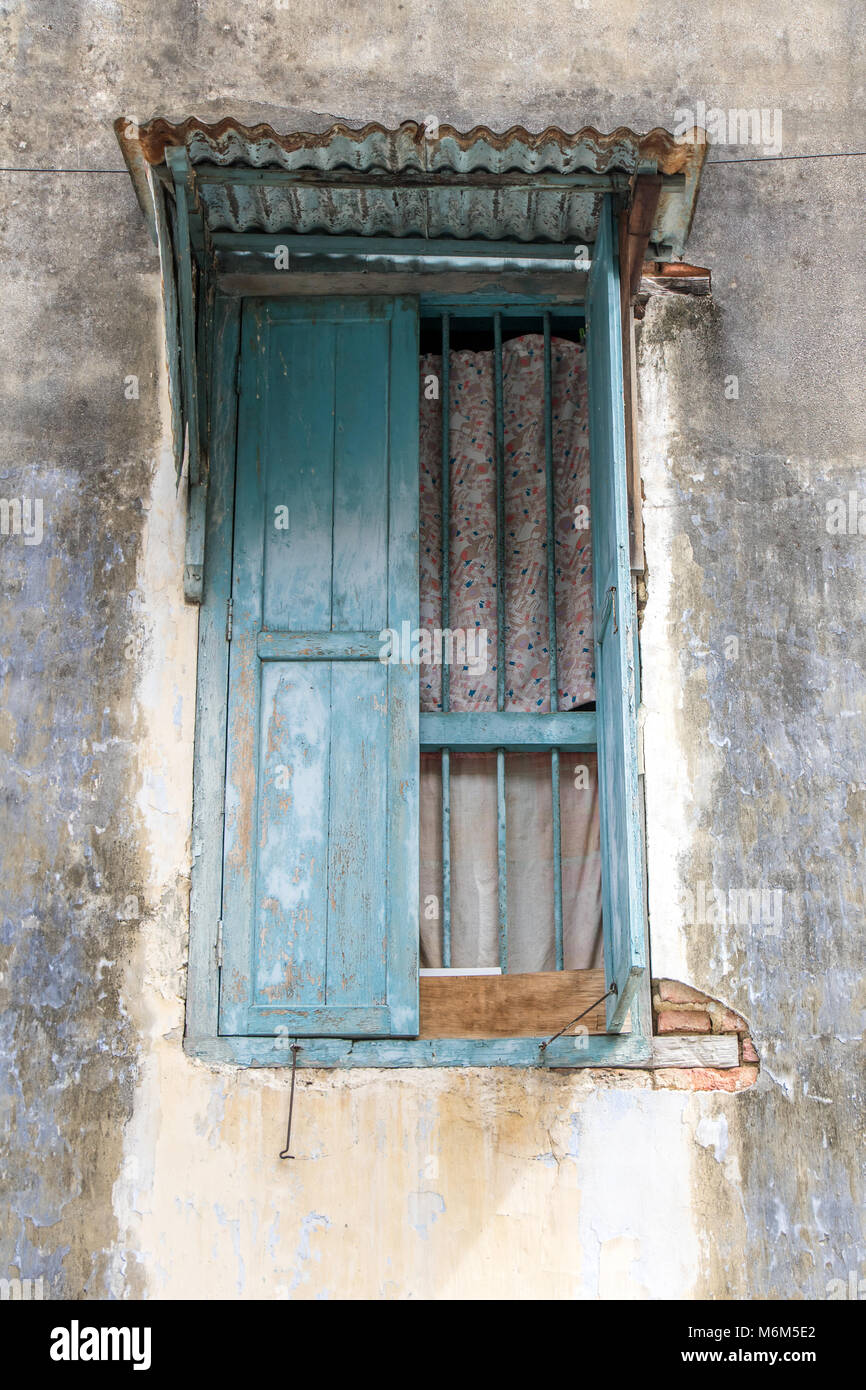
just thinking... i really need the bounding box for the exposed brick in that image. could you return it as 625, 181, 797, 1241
741, 1036, 759, 1064
652, 1065, 760, 1092
657, 979, 709, 1005
714, 1007, 745, 1032
657, 1009, 711, 1034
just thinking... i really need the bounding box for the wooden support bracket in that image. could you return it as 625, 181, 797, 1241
166, 145, 209, 603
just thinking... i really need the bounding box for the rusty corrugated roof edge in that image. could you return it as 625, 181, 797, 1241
114, 116, 706, 257
115, 115, 703, 176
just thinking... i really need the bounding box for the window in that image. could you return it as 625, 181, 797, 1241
417, 309, 598, 975
186, 198, 649, 1067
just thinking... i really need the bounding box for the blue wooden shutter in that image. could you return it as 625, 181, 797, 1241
587, 200, 647, 1032
220, 298, 420, 1038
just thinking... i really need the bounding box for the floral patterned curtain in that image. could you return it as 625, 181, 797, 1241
418, 334, 603, 972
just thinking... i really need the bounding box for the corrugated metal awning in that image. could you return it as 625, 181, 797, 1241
116, 117, 705, 257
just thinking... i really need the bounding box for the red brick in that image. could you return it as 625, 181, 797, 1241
741, 1037, 759, 1064
657, 1009, 711, 1034
716, 1008, 745, 1032
657, 979, 709, 1005
652, 1065, 760, 1092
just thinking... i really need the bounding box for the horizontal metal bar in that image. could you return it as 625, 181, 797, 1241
212, 233, 593, 258
420, 711, 597, 749
420, 295, 587, 314
419, 967, 502, 977
257, 630, 384, 660
220, 250, 586, 275
168, 164, 638, 190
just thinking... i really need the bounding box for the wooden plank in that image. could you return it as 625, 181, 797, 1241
420, 710, 597, 750
185, 295, 241, 1045
650, 261, 712, 281
254, 661, 331, 1010
257, 631, 383, 660
219, 297, 422, 1039
147, 166, 184, 481
326, 663, 389, 1007
262, 317, 336, 630
166, 145, 209, 602
419, 968, 608, 1038
186, 1031, 654, 1068
333, 319, 390, 628
165, 148, 201, 487
617, 177, 661, 576
384, 298, 421, 1035
588, 197, 648, 1035
651, 1036, 739, 1069
639, 268, 712, 298
224, 1006, 392, 1035
620, 175, 663, 302
218, 271, 589, 300
218, 300, 269, 1031
623, 305, 644, 572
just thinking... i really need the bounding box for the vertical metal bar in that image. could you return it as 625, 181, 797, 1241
441, 749, 451, 968
441, 313, 451, 715
543, 313, 564, 970
440, 314, 452, 967
493, 312, 506, 714
493, 314, 508, 970
543, 312, 558, 707
497, 748, 508, 972
551, 748, 564, 971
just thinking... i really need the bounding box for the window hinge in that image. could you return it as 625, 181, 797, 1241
216, 918, 224, 969
226, 597, 233, 642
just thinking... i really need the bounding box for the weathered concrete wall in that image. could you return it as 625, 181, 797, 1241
1, 0, 863, 1299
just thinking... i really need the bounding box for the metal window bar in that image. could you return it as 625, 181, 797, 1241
440, 313, 452, 968
428, 304, 588, 975
543, 313, 565, 971
493, 312, 508, 971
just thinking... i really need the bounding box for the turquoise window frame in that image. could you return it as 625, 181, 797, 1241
184, 203, 651, 1069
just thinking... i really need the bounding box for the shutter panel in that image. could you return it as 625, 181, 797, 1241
587, 200, 647, 1032
220, 298, 420, 1038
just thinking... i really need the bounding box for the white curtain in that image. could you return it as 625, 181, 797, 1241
418, 334, 603, 972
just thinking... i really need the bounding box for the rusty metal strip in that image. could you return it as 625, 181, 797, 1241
117, 116, 703, 177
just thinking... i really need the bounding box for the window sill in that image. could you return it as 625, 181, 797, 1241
182, 1033, 740, 1070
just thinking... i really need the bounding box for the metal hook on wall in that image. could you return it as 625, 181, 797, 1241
279, 1043, 301, 1159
